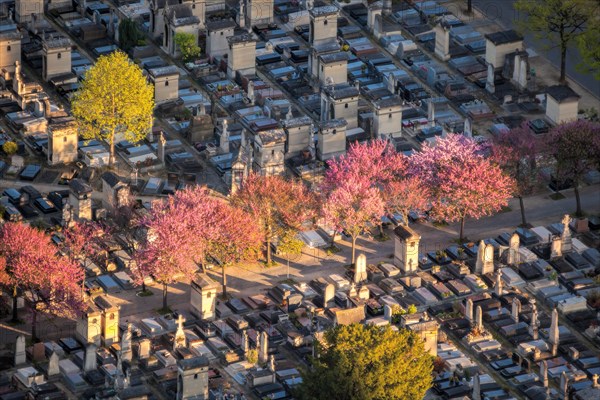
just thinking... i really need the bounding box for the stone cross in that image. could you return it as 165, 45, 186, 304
551, 235, 562, 258
475, 306, 483, 331
241, 330, 249, 354
84, 344, 98, 372
354, 253, 368, 283
549, 308, 559, 356
495, 269, 503, 297
173, 315, 186, 351
511, 298, 521, 323
258, 331, 269, 364
508, 233, 520, 265
383, 305, 393, 323
561, 214, 572, 252
541, 360, 548, 387
472, 373, 481, 400
465, 298, 474, 323
14, 335, 26, 366
48, 352, 60, 377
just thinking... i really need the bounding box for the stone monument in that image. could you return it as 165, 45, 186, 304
121, 323, 133, 362
84, 344, 97, 372
14, 335, 26, 366
173, 314, 187, 351
507, 233, 520, 265
354, 253, 368, 283
258, 331, 269, 365
549, 308, 559, 356
561, 214, 572, 252
48, 352, 60, 377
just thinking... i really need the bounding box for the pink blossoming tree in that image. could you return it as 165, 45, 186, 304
411, 134, 514, 242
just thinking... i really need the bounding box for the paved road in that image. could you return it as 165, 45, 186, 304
471, 0, 600, 100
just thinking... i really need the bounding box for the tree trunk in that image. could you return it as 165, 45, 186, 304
378, 223, 384, 237
266, 235, 272, 266
142, 281, 146, 293
519, 196, 527, 226
402, 211, 409, 226
459, 217, 466, 243
162, 283, 168, 310
109, 132, 116, 167
467, 0, 472, 13
330, 232, 336, 248
221, 264, 227, 298
351, 236, 357, 265
574, 184, 582, 217
559, 41, 567, 83
11, 286, 18, 323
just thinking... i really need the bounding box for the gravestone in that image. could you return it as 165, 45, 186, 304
551, 236, 562, 258
157, 132, 166, 165
354, 254, 368, 283
434, 21, 451, 61
511, 298, 521, 323
241, 330, 249, 354
48, 352, 60, 377
84, 345, 97, 372
357, 286, 369, 300
383, 305, 392, 323
11, 155, 24, 168
482, 244, 494, 274
137, 339, 150, 359
560, 371, 568, 397
465, 298, 473, 323
247, 81, 255, 104
173, 315, 187, 352
121, 324, 133, 362
475, 240, 486, 274
258, 331, 269, 365
463, 117, 472, 137
486, 63, 495, 93
31, 342, 45, 362
268, 354, 275, 372
508, 233, 520, 265
348, 283, 357, 298
529, 299, 539, 340
541, 360, 548, 387
561, 214, 572, 252
323, 284, 335, 305
472, 374, 481, 400
549, 308, 559, 356
14, 335, 26, 366
494, 269, 503, 296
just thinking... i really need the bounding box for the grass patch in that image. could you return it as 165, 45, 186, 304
549, 192, 566, 200
324, 245, 341, 255
499, 206, 512, 213
137, 290, 154, 297
155, 307, 173, 315
451, 237, 469, 244
279, 278, 298, 285
432, 220, 449, 228
263, 261, 279, 268
374, 233, 390, 242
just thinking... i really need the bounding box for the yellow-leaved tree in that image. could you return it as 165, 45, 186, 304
71, 51, 154, 166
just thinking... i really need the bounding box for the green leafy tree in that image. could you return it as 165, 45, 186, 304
71, 51, 154, 166
277, 232, 304, 278
577, 21, 600, 80
2, 141, 17, 155
118, 18, 144, 52
514, 0, 594, 83
296, 324, 433, 400
174, 32, 201, 62
247, 348, 258, 365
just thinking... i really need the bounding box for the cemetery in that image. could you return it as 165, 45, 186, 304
0, 0, 598, 399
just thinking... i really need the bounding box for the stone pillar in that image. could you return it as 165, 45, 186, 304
560, 371, 568, 398
549, 308, 559, 356
323, 284, 335, 305
241, 330, 249, 354
529, 299, 539, 340
122, 324, 132, 362
14, 335, 26, 366
48, 352, 60, 377
434, 22, 451, 61
486, 63, 495, 94
541, 360, 548, 388
475, 306, 483, 331
258, 331, 269, 365
158, 132, 166, 165
508, 233, 520, 265
495, 269, 503, 297
465, 298, 474, 323
475, 240, 485, 274
268, 354, 275, 372
384, 304, 393, 323
472, 374, 481, 400
354, 253, 367, 283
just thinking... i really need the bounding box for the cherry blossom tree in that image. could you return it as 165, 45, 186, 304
233, 174, 316, 265
411, 134, 514, 242
62, 222, 109, 290
491, 123, 541, 226
383, 176, 431, 226
206, 201, 262, 297
0, 223, 84, 340
322, 174, 384, 264
545, 120, 600, 217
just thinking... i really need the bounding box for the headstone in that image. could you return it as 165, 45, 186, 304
483, 244, 494, 274
561, 214, 572, 252
549, 308, 559, 356
383, 305, 393, 323
475, 240, 485, 274
157, 132, 166, 165
138, 339, 150, 359
62, 202, 74, 228
247, 81, 255, 104
241, 330, 248, 354
551, 235, 562, 258
541, 360, 548, 387
472, 373, 481, 400
258, 331, 269, 364
574, 218, 589, 233
84, 345, 97, 372
31, 342, 45, 362
357, 286, 369, 300
434, 21, 451, 61
560, 371, 568, 397
475, 306, 483, 331
286, 107, 293, 121
173, 315, 187, 352
465, 298, 474, 323
354, 254, 368, 283
529, 299, 539, 340
323, 284, 335, 305
463, 117, 472, 137
494, 269, 503, 296
348, 283, 357, 298
511, 298, 521, 323
48, 352, 60, 377
11, 155, 24, 168
14, 335, 26, 366
122, 324, 132, 362
508, 233, 520, 265
428, 100, 435, 127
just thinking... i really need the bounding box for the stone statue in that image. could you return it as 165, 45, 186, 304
222, 119, 229, 140
561, 214, 571, 236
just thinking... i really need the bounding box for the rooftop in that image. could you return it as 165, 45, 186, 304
319, 52, 350, 64
318, 118, 348, 130
310, 5, 339, 18
485, 30, 523, 45
546, 85, 581, 102
69, 179, 93, 195
148, 65, 179, 78
178, 356, 209, 371
374, 96, 403, 109
228, 34, 257, 45
284, 116, 312, 128
206, 19, 237, 31
257, 129, 286, 145
394, 225, 421, 240
323, 84, 359, 100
